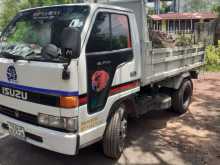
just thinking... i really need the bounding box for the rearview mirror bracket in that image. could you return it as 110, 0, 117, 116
60, 27, 81, 80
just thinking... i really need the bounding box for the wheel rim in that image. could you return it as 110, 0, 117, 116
119, 116, 127, 152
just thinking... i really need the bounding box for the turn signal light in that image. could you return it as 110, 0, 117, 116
60, 96, 78, 108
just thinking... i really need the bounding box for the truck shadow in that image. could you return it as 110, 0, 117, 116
0, 110, 178, 165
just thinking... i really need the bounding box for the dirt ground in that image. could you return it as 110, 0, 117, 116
0, 73, 219, 165
119, 72, 220, 165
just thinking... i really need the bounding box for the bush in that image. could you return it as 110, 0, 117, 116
205, 45, 220, 65
205, 44, 220, 71
175, 35, 193, 47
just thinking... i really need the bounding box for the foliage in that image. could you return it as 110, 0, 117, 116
7, 21, 40, 44
7, 22, 30, 43
205, 64, 220, 72
212, 5, 220, 16
0, 0, 75, 31
160, 1, 171, 14
182, 0, 220, 12
205, 45, 220, 65
19, 0, 75, 9
189, 0, 208, 12
175, 35, 193, 47
0, 0, 19, 31
205, 44, 220, 71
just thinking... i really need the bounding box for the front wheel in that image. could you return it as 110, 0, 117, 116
102, 104, 127, 159
171, 79, 193, 114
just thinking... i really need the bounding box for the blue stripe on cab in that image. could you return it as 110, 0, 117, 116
0, 81, 79, 96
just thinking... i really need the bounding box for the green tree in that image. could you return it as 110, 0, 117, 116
0, 0, 19, 31
181, 0, 220, 12
182, 0, 208, 12
19, 0, 75, 8
160, 1, 171, 14
0, 0, 76, 31
212, 5, 220, 16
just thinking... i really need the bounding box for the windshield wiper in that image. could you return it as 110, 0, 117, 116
0, 51, 25, 62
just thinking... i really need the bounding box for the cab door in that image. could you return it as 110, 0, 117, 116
78, 10, 134, 147
85, 11, 133, 114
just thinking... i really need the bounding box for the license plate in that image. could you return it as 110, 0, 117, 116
8, 122, 26, 140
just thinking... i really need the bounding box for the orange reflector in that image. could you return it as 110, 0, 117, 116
60, 96, 79, 109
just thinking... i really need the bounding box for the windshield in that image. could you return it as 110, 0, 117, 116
0, 5, 90, 62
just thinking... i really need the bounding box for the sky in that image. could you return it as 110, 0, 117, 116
146, 1, 173, 8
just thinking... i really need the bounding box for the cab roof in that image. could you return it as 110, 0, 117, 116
20, 3, 133, 13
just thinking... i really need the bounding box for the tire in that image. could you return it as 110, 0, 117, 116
102, 104, 127, 159
171, 79, 193, 114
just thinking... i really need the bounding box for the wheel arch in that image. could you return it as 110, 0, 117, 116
106, 94, 136, 122
158, 72, 195, 90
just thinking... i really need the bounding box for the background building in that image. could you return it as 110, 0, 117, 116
149, 12, 217, 34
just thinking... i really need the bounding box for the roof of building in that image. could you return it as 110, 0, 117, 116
150, 12, 218, 21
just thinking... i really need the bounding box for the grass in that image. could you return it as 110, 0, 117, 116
205, 65, 220, 72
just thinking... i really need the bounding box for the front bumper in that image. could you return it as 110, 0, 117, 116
0, 113, 78, 155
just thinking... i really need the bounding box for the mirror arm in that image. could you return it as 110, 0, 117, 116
62, 59, 71, 80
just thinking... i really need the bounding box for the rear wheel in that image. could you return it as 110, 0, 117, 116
171, 79, 193, 114
102, 104, 127, 159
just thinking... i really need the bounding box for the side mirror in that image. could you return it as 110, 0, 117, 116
61, 27, 81, 59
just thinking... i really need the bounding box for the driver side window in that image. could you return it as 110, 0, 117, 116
86, 12, 111, 53
86, 12, 131, 53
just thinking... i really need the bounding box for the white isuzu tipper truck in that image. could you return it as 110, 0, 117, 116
0, 0, 205, 159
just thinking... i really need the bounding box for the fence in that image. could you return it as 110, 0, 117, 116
195, 21, 216, 45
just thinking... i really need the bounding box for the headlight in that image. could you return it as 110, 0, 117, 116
38, 113, 78, 132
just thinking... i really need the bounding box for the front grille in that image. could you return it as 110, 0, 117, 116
0, 105, 38, 125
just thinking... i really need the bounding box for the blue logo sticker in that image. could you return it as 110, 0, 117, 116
7, 66, 17, 83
